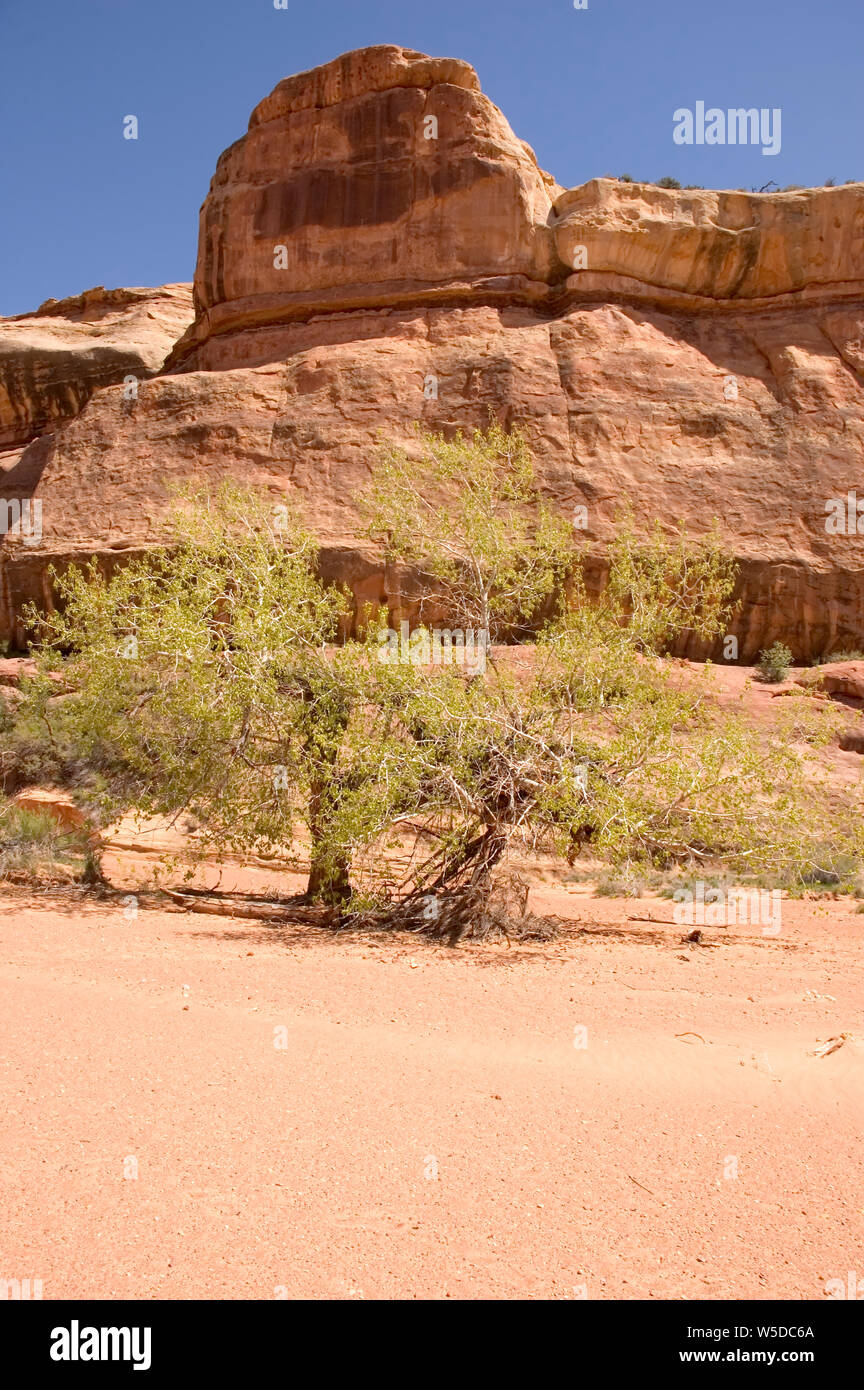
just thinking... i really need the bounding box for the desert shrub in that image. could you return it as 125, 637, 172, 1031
0, 679, 113, 806
354, 433, 860, 931
658, 870, 737, 896
820, 650, 864, 665
657, 176, 682, 189
362, 420, 572, 641
0, 799, 90, 881
787, 848, 861, 895
594, 872, 646, 898
0, 699, 66, 793
757, 642, 793, 683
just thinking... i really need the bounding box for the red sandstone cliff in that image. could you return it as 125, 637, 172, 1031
1, 46, 862, 658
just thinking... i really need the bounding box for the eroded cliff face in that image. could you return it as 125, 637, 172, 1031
553, 179, 864, 304
1, 45, 863, 658
0, 284, 194, 450
167, 44, 566, 371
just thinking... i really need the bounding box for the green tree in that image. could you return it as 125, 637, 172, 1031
15, 432, 860, 932
348, 430, 857, 934
23, 483, 356, 902
363, 420, 572, 641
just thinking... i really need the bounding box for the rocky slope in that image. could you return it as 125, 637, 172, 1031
1, 45, 862, 658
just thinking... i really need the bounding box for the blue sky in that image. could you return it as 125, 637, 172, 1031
0, 0, 861, 314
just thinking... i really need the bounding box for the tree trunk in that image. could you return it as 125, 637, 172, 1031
304, 776, 351, 904
305, 850, 351, 905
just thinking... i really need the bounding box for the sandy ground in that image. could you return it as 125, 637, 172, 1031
1, 880, 862, 1301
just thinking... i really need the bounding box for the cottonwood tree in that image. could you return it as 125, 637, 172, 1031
17, 436, 860, 930
363, 419, 572, 641
23, 483, 358, 902
349, 426, 858, 935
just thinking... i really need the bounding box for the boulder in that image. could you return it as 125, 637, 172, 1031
798, 661, 864, 705
11, 787, 90, 833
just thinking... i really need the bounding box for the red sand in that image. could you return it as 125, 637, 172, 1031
1, 883, 862, 1300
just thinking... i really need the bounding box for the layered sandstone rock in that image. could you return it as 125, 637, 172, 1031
1, 46, 863, 660
800, 661, 864, 704
0, 284, 194, 450
553, 178, 864, 305
168, 44, 565, 370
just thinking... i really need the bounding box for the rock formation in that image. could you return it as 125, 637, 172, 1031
168, 45, 565, 372
553, 179, 864, 305
0, 284, 193, 451
1, 45, 862, 659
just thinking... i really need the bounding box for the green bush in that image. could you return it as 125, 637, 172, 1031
757, 642, 793, 683
0, 799, 90, 882
594, 872, 646, 898
0, 687, 103, 798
